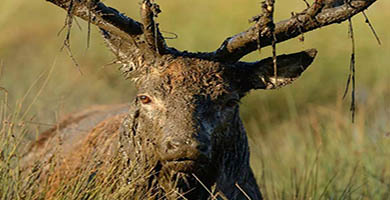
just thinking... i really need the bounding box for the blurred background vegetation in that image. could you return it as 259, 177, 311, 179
0, 0, 389, 199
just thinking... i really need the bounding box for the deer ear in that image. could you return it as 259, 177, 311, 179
236, 49, 317, 91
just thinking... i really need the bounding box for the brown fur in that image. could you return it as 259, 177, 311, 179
22, 105, 131, 198
48, 113, 126, 197
21, 104, 129, 170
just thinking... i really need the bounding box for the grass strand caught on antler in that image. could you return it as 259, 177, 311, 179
343, 18, 356, 123
362, 11, 382, 45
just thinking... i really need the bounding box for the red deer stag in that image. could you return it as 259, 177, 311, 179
22, 0, 378, 199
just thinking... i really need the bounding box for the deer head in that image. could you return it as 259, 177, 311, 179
44, 0, 377, 199
116, 49, 315, 198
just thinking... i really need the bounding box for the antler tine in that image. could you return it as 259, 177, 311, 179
141, 0, 168, 55
210, 0, 378, 63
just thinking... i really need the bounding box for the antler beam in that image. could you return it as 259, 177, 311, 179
47, 0, 176, 74
211, 0, 377, 63
47, 0, 144, 43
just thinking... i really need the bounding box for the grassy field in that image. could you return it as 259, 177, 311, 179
1, 0, 390, 199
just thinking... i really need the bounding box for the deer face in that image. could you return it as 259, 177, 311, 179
127, 51, 316, 175
134, 90, 242, 173
132, 58, 242, 174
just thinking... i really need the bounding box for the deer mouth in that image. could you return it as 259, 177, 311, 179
163, 158, 209, 173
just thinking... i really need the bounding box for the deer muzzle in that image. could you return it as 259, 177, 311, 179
157, 134, 211, 172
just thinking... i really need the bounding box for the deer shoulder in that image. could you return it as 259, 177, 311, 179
21, 104, 130, 171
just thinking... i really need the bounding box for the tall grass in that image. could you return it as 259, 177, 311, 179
248, 87, 390, 199
0, 0, 389, 199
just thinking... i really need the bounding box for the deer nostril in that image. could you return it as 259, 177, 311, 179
164, 139, 183, 153
198, 143, 209, 154
166, 141, 173, 150
165, 141, 177, 151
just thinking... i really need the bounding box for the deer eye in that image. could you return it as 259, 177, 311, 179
226, 99, 240, 108
138, 95, 152, 104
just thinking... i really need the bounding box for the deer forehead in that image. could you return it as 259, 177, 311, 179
139, 58, 236, 100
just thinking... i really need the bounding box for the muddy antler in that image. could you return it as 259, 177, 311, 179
208, 0, 378, 63
47, 0, 143, 42
47, 0, 378, 72
140, 0, 167, 54
47, 0, 176, 73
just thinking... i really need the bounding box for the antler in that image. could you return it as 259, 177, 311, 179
208, 0, 378, 63
140, 1, 167, 54
47, 0, 378, 69
47, 0, 144, 42
47, 0, 176, 74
